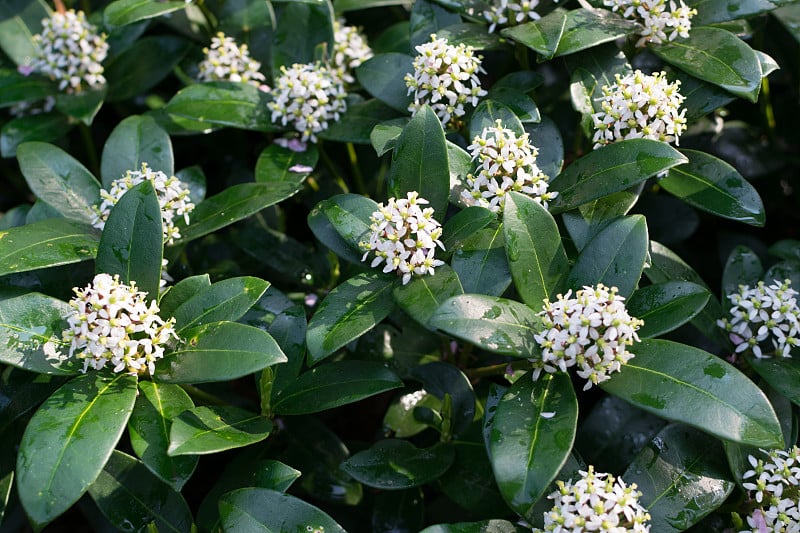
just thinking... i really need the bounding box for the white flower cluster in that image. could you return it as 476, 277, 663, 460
483, 0, 543, 33
462, 119, 556, 213
63, 274, 178, 375
197, 32, 266, 87
268, 63, 347, 143
604, 0, 697, 47
332, 19, 373, 84
741, 447, 800, 533
29, 9, 108, 93
533, 284, 644, 390
718, 279, 800, 358
404, 34, 487, 128
532, 466, 652, 532
92, 163, 195, 246
591, 70, 687, 150
359, 192, 445, 285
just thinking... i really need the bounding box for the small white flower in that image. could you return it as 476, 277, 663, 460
359, 192, 445, 285
268, 62, 347, 143
533, 284, 644, 390
483, 0, 543, 33
197, 32, 267, 87
404, 34, 487, 128
92, 163, 195, 246
591, 70, 687, 149
332, 19, 373, 84
62, 273, 179, 376
462, 119, 557, 212
741, 447, 800, 533
532, 466, 652, 532
604, 0, 697, 47
28, 9, 108, 93
718, 279, 800, 359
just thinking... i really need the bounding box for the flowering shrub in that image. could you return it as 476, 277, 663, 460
0, 0, 799, 531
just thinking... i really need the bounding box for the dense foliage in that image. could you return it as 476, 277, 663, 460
1, 0, 800, 531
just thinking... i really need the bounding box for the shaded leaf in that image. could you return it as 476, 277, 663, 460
218, 488, 346, 533
105, 36, 192, 102
1, 112, 72, 158
356, 53, 415, 113
341, 440, 455, 489
626, 281, 711, 338
100, 115, 174, 188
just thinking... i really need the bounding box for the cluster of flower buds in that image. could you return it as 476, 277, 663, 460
532, 466, 652, 532
740, 447, 800, 532
462, 119, 556, 212
533, 284, 644, 390
63, 274, 178, 376
404, 34, 487, 128
483, 0, 543, 33
591, 70, 687, 149
718, 279, 800, 358
359, 192, 445, 285
268, 63, 347, 143
197, 32, 267, 88
603, 0, 697, 47
91, 163, 195, 246
29, 9, 108, 93
331, 19, 373, 84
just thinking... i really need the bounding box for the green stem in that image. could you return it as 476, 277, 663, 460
465, 360, 529, 379
347, 143, 367, 195
179, 384, 228, 406
79, 123, 100, 178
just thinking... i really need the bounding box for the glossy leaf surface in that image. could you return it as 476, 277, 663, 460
626, 281, 711, 338
100, 115, 174, 187
219, 488, 346, 533
168, 405, 272, 456
0, 218, 98, 276
393, 264, 463, 329
341, 440, 455, 489
170, 276, 269, 332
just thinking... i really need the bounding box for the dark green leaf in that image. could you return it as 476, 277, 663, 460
442, 206, 496, 254
567, 215, 648, 298
0, 471, 11, 527
722, 245, 763, 297
439, 436, 509, 518
157, 274, 211, 317
218, 488, 346, 533
451, 225, 512, 296
436, 22, 507, 49
255, 144, 319, 184
104, 0, 187, 28
170, 276, 269, 332
16, 373, 138, 528
526, 116, 564, 179
356, 53, 415, 113
420, 520, 526, 533
371, 118, 406, 156
272, 360, 403, 415
501, 8, 567, 59
549, 139, 687, 213
105, 36, 192, 102
271, 0, 334, 77
562, 184, 644, 251
88, 450, 193, 533
100, 115, 174, 188
393, 264, 463, 329
54, 86, 106, 125
16, 141, 101, 224
768, 239, 800, 262
217, 0, 275, 34
764, 259, 800, 290
601, 338, 783, 448
0, 292, 78, 375
95, 180, 163, 300
676, 71, 736, 122
409, 361, 476, 438
1, 112, 72, 158
0, 218, 99, 276
0, 69, 55, 108
650, 27, 763, 102
503, 192, 569, 307
746, 355, 800, 408
168, 405, 272, 456
692, 0, 793, 26
383, 390, 442, 438
623, 424, 735, 532
306, 272, 395, 364
178, 181, 303, 243
320, 98, 402, 144
165, 82, 279, 132
485, 86, 541, 123
388, 105, 450, 216
157, 321, 286, 383
308, 193, 378, 263
371, 488, 425, 533
128, 381, 198, 491
341, 440, 455, 489
661, 149, 765, 226
469, 99, 524, 141
489, 372, 578, 522
0, 373, 67, 435
627, 281, 711, 338
554, 8, 640, 57
410, 0, 461, 48
430, 294, 541, 357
